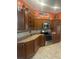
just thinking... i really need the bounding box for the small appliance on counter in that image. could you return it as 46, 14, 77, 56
41, 22, 52, 41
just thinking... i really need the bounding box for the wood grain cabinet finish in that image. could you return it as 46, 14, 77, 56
17, 34, 45, 59
17, 43, 26, 59
34, 35, 45, 53
53, 33, 61, 43
52, 19, 61, 43
26, 41, 34, 59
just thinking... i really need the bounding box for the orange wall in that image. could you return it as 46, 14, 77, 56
34, 11, 61, 20
50, 12, 61, 20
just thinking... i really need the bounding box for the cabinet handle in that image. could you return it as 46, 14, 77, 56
22, 44, 24, 46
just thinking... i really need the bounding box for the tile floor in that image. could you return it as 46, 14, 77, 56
32, 42, 61, 59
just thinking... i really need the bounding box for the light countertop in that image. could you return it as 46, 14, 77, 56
18, 34, 43, 43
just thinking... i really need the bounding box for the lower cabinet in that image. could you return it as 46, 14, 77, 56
53, 33, 61, 43
26, 41, 34, 59
34, 35, 45, 53
17, 35, 45, 59
17, 43, 26, 59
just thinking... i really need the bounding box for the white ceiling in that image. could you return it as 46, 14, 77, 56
24, 0, 61, 13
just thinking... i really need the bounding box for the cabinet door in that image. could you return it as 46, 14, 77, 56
25, 41, 34, 59
34, 35, 45, 53
39, 35, 45, 46
17, 43, 26, 59
53, 23, 61, 43
34, 38, 40, 53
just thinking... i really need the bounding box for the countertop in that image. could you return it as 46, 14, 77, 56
17, 30, 41, 41
17, 34, 43, 43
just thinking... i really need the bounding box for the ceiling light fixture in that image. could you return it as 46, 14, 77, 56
39, 2, 46, 6
52, 6, 60, 10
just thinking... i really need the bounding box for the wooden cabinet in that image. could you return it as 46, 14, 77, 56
34, 35, 45, 53
52, 18, 61, 43
17, 34, 45, 59
17, 43, 26, 59
34, 19, 48, 30
26, 41, 34, 59
53, 33, 61, 43
34, 39, 40, 52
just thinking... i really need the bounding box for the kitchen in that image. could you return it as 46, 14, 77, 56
17, 0, 61, 59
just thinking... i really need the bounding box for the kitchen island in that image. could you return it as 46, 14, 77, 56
17, 34, 45, 59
